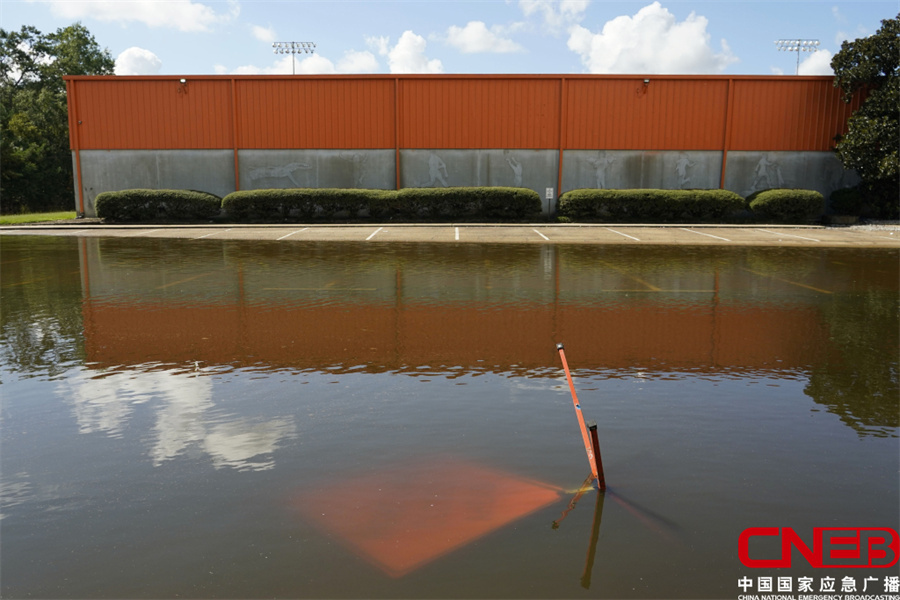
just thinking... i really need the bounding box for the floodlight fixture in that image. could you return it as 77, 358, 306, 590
775, 38, 819, 75
272, 41, 317, 75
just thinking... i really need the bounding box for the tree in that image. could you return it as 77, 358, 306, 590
831, 14, 899, 219
1, 23, 114, 214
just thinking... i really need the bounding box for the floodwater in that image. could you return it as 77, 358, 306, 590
1, 235, 898, 599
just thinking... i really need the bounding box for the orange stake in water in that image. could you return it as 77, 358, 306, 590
556, 343, 605, 490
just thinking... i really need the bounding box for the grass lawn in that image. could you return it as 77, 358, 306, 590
0, 211, 76, 225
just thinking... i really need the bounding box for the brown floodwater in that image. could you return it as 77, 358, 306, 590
1, 235, 897, 599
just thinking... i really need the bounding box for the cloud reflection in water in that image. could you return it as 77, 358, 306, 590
58, 370, 296, 471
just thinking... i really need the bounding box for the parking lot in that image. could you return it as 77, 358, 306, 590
2, 223, 899, 246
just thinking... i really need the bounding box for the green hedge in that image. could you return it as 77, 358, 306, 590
95, 189, 221, 222
221, 188, 392, 222
222, 187, 542, 222
392, 187, 541, 220
557, 189, 747, 223
747, 189, 825, 223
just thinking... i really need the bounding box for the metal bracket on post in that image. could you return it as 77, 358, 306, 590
586, 421, 606, 491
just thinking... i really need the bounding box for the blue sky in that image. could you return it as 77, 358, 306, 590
1, 1, 896, 76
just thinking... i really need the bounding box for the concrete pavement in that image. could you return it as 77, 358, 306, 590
2, 223, 898, 247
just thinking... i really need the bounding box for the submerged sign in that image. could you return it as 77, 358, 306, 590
292, 458, 561, 577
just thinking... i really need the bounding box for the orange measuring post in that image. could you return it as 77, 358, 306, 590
556, 343, 606, 490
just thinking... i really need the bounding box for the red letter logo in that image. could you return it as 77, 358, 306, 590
739, 527, 899, 568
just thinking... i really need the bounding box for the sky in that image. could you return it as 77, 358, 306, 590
1, 1, 896, 77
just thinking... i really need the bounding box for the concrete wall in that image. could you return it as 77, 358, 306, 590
722, 151, 859, 199
238, 150, 396, 191
76, 148, 858, 218
562, 150, 722, 193
75, 150, 235, 217
400, 149, 559, 214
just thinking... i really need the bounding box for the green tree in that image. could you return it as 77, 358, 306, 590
831, 14, 899, 219
1, 23, 114, 214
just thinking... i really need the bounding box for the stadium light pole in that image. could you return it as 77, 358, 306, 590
272, 41, 316, 75
775, 39, 819, 75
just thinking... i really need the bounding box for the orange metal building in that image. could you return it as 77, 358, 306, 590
65, 74, 862, 216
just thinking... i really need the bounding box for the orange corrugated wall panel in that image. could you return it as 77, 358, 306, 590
564, 77, 729, 150
75, 78, 232, 149
236, 78, 395, 149
67, 75, 861, 153
399, 77, 560, 149
729, 78, 858, 151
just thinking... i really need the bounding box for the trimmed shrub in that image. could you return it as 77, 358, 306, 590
557, 189, 747, 223
95, 189, 221, 222
221, 188, 397, 222
391, 187, 541, 221
222, 187, 542, 222
748, 189, 825, 223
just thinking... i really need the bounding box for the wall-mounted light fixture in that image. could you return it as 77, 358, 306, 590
177, 78, 188, 94
636, 78, 650, 97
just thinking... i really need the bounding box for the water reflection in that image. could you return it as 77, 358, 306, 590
1, 236, 897, 438
70, 238, 899, 436
293, 458, 562, 578
0, 236, 85, 379
75, 239, 863, 375
57, 369, 296, 470
1, 235, 897, 599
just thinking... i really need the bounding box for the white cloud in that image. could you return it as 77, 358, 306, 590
372, 30, 443, 74
798, 49, 834, 76
47, 0, 238, 32
114, 46, 162, 75
366, 35, 391, 57
835, 25, 869, 47
295, 54, 338, 74
445, 21, 524, 53
832, 5, 869, 47
251, 25, 277, 43
337, 50, 379, 73
567, 2, 737, 74
519, 0, 589, 33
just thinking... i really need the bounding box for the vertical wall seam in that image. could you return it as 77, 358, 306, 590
557, 76, 566, 203
395, 77, 401, 190
720, 78, 735, 189
231, 78, 241, 191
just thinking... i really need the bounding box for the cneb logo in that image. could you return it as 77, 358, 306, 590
739, 527, 899, 568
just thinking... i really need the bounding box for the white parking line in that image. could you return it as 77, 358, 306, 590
606, 228, 640, 241
193, 229, 231, 239
277, 228, 308, 241
680, 228, 730, 241
365, 227, 383, 241
533, 229, 550, 241
455, 227, 459, 241
755, 228, 820, 242
127, 229, 162, 237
